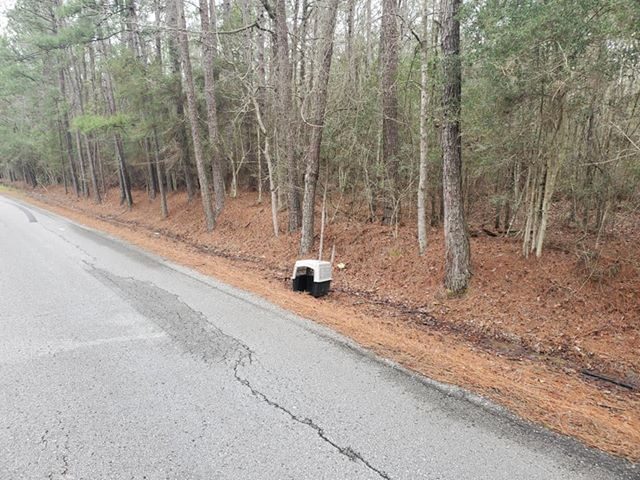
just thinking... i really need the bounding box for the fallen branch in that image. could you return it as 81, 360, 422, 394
581, 370, 636, 390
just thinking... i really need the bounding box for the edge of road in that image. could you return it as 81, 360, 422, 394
3, 191, 638, 477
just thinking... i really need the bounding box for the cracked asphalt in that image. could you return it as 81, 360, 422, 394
0, 195, 637, 480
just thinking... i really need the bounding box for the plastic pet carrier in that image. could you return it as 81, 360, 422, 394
291, 260, 332, 298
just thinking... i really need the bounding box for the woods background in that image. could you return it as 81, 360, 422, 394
0, 0, 639, 292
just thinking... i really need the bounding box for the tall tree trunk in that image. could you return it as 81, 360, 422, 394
98, 33, 133, 208
417, 0, 430, 255
85, 135, 101, 203
345, 0, 356, 85
273, 0, 302, 231
50, 0, 79, 197
55, 117, 68, 194
57, 69, 79, 197
253, 15, 278, 236
441, 0, 470, 293
174, 0, 216, 231
167, 0, 195, 202
199, 0, 226, 217
144, 139, 157, 199
154, 128, 169, 218
74, 130, 88, 198
299, 0, 340, 255
380, 0, 400, 225
69, 52, 98, 201
114, 133, 133, 207
83, 44, 101, 204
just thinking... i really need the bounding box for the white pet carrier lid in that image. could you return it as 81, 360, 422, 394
291, 260, 332, 283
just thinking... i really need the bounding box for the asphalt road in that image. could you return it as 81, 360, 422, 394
0, 194, 636, 480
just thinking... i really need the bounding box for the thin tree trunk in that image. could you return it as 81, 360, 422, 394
345, 0, 356, 85
50, 1, 79, 197
55, 117, 68, 194
85, 135, 101, 203
68, 54, 90, 199
74, 130, 88, 197
154, 128, 169, 218
273, 0, 302, 231
144, 139, 156, 199
299, 0, 340, 255
167, 0, 195, 202
417, 0, 430, 255
99, 37, 133, 208
199, 0, 226, 217
87, 42, 104, 200
174, 0, 216, 231
58, 69, 79, 197
257, 125, 263, 203
114, 133, 133, 207
265, 137, 279, 237
380, 0, 400, 225
252, 95, 279, 237
441, 0, 470, 293
318, 182, 327, 260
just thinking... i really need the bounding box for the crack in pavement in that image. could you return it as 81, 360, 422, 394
44, 413, 71, 479
233, 355, 392, 480
40, 429, 50, 449
90, 266, 391, 478
41, 231, 391, 479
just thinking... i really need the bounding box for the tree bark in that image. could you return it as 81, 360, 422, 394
199, 0, 226, 218
380, 0, 400, 225
441, 0, 470, 293
418, 0, 430, 255
74, 130, 88, 197
85, 134, 101, 203
55, 116, 68, 194
98, 34, 133, 208
167, 0, 195, 202
174, 0, 216, 231
273, 0, 302, 231
57, 68, 79, 197
299, 0, 340, 255
154, 128, 169, 218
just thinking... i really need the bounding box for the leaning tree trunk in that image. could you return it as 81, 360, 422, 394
299, 0, 340, 255
380, 0, 400, 225
441, 0, 470, 293
174, 0, 216, 231
199, 0, 226, 218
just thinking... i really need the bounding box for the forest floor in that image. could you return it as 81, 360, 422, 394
4, 183, 639, 461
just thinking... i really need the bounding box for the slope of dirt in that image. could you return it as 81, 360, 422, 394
6, 184, 640, 461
